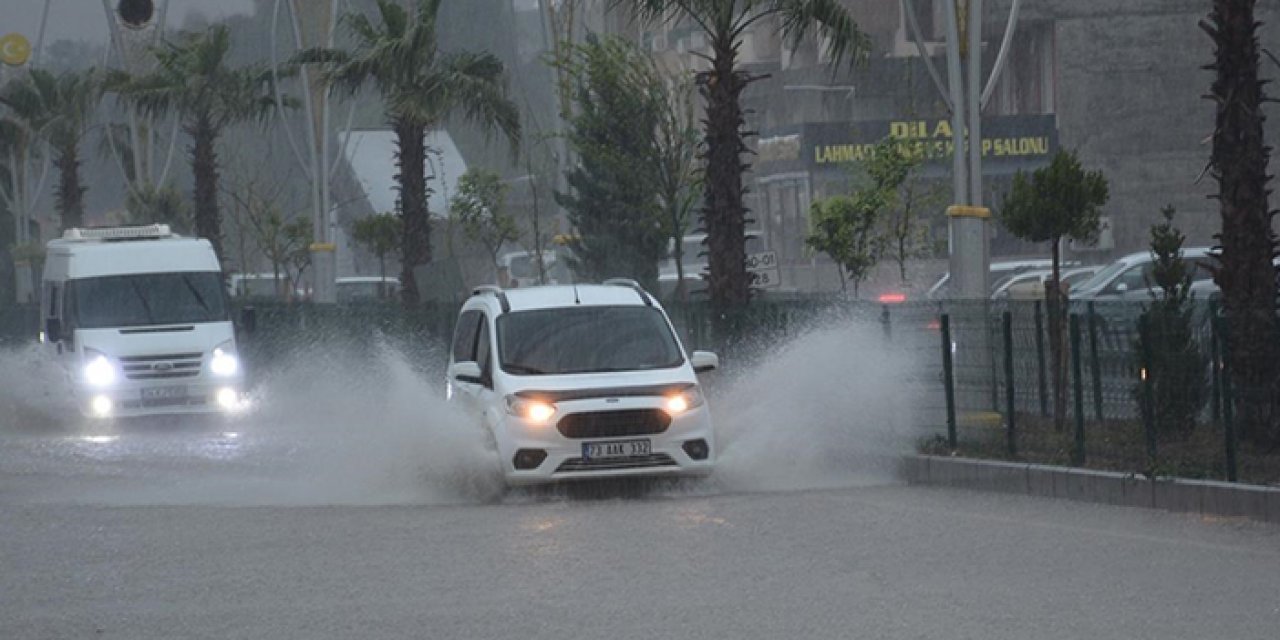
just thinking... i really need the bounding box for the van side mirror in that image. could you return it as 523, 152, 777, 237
690, 351, 719, 374
238, 306, 257, 335
45, 318, 62, 343
451, 361, 484, 385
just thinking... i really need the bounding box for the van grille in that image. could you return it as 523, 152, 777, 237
118, 352, 204, 380
556, 409, 671, 439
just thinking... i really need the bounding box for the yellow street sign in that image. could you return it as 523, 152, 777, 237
0, 33, 32, 66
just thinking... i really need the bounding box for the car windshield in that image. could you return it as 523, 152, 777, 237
69, 272, 228, 329
1073, 260, 1130, 292
497, 305, 683, 375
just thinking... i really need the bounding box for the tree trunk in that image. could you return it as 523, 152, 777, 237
1048, 237, 1067, 432
190, 116, 224, 267
702, 32, 752, 310
1207, 0, 1278, 445
54, 142, 85, 231
394, 119, 429, 307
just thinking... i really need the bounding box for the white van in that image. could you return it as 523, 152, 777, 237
41, 225, 245, 418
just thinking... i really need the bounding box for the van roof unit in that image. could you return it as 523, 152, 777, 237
61, 224, 176, 242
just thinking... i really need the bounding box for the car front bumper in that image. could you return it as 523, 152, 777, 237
495, 403, 715, 486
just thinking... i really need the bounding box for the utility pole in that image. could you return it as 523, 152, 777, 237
272, 0, 345, 304
904, 0, 1023, 298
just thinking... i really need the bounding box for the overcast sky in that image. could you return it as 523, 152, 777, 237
4, 0, 257, 51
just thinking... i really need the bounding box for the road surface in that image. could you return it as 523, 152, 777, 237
1, 422, 1277, 640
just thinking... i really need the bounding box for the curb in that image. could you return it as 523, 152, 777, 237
902, 455, 1280, 525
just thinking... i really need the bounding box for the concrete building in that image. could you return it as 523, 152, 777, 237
624, 0, 1280, 294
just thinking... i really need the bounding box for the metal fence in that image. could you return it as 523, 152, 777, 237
4, 294, 1275, 484
923, 299, 1279, 486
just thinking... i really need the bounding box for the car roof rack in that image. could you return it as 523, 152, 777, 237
602, 278, 653, 306
61, 224, 175, 242
471, 285, 511, 313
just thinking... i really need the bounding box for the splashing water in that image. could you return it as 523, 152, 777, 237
0, 313, 918, 506
703, 316, 920, 494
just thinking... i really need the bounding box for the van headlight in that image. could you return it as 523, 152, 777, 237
665, 385, 705, 415
83, 349, 116, 387
505, 395, 556, 424
210, 341, 240, 377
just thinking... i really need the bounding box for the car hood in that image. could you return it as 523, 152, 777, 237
75, 322, 234, 359
498, 366, 698, 397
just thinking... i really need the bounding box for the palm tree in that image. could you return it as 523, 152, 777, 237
613, 0, 868, 308
1204, 0, 1278, 445
0, 68, 101, 231
296, 0, 521, 306
108, 25, 278, 265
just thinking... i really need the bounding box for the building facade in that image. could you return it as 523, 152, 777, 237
627, 0, 1280, 293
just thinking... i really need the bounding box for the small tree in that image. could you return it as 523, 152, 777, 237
806, 195, 883, 297
1134, 206, 1208, 436
351, 212, 401, 299
125, 184, 191, 233
1000, 149, 1110, 432
866, 140, 944, 282
282, 218, 313, 298
451, 168, 520, 281
554, 36, 667, 291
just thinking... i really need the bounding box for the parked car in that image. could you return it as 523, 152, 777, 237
927, 259, 1081, 300
446, 280, 718, 485
336, 276, 400, 302
1071, 248, 1216, 301
228, 272, 308, 301
992, 266, 1104, 300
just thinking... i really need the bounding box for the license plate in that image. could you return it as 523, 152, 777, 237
582, 439, 651, 460
141, 386, 187, 400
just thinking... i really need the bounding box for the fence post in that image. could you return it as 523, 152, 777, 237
1070, 313, 1086, 466
941, 314, 957, 450
1003, 310, 1017, 458
1138, 315, 1158, 467
1209, 304, 1223, 424
1087, 302, 1105, 422
1215, 315, 1238, 482
1034, 300, 1048, 417
991, 316, 1001, 412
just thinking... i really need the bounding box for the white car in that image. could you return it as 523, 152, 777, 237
1071, 248, 1217, 301
446, 280, 718, 485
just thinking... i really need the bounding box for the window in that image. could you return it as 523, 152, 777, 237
497, 306, 683, 375
475, 318, 492, 378
451, 310, 482, 362
66, 272, 228, 329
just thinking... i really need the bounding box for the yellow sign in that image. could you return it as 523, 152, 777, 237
0, 33, 31, 66
799, 116, 1059, 169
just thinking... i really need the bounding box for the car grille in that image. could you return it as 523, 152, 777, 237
555, 453, 678, 473
118, 352, 204, 380
118, 397, 210, 409
556, 409, 671, 439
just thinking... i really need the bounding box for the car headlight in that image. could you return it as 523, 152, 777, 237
210, 341, 239, 377
505, 395, 556, 424
665, 385, 705, 416
82, 348, 116, 387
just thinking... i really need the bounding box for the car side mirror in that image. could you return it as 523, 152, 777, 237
45, 318, 62, 343
451, 361, 484, 385
1114, 282, 1129, 293
690, 351, 719, 374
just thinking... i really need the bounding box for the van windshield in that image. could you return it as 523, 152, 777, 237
497, 306, 683, 375
68, 272, 229, 329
